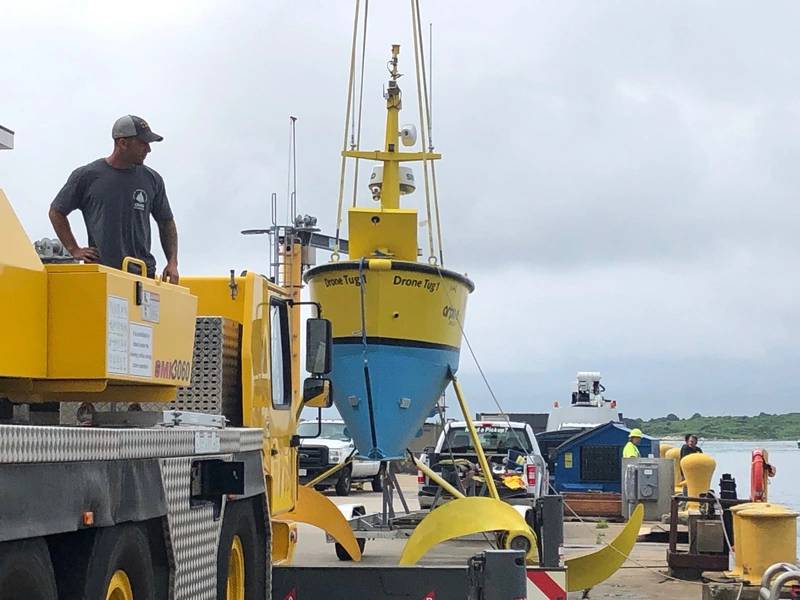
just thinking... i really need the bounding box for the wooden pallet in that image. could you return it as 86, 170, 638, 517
563, 492, 622, 519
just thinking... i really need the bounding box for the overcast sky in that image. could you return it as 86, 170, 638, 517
3, 2, 799, 419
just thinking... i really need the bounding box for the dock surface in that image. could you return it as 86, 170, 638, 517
294, 474, 704, 599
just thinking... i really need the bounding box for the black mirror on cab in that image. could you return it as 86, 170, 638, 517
306, 318, 332, 375
303, 377, 332, 408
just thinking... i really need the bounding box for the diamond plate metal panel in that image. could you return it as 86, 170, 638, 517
173, 317, 242, 425
161, 456, 223, 600
0, 425, 262, 464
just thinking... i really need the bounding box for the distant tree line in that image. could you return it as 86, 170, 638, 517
622, 412, 800, 440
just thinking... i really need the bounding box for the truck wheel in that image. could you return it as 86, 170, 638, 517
0, 538, 57, 600
217, 499, 267, 600
334, 538, 366, 561
95, 525, 156, 600
335, 465, 352, 496
52, 524, 156, 600
371, 463, 386, 492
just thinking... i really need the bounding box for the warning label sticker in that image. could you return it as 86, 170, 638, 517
141, 290, 160, 323
129, 323, 153, 377
107, 296, 129, 374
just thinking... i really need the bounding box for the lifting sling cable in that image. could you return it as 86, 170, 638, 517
334, 0, 362, 257
410, 0, 436, 263
430, 160, 444, 265
351, 0, 370, 208
413, 0, 445, 265
358, 258, 379, 450
434, 265, 530, 454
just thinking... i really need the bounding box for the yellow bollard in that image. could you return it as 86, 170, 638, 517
726, 502, 781, 578
665, 447, 682, 494
737, 505, 798, 585
680, 452, 716, 511
659, 443, 674, 458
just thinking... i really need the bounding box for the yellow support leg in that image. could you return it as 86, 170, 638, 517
451, 376, 499, 500
564, 504, 644, 592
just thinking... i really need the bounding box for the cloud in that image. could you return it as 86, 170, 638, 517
3, 1, 799, 417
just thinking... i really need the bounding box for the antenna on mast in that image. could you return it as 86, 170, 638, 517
288, 115, 298, 225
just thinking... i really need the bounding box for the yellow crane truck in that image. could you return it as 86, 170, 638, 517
0, 187, 551, 600
0, 186, 360, 600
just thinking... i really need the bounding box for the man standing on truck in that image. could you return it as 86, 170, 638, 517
622, 428, 643, 458
49, 115, 179, 283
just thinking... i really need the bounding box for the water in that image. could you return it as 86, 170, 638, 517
695, 440, 800, 545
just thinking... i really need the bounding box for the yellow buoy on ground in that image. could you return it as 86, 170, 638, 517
737, 505, 798, 584
659, 443, 674, 458
681, 452, 716, 510
665, 447, 682, 494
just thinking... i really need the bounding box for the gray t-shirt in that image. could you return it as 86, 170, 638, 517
51, 158, 173, 277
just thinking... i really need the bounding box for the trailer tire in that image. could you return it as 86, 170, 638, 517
334, 538, 366, 561
217, 499, 267, 600
335, 465, 352, 496
371, 463, 386, 492
0, 538, 57, 600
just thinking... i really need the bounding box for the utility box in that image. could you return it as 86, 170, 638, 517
622, 458, 674, 521
689, 517, 725, 554
0, 261, 197, 403
44, 264, 197, 392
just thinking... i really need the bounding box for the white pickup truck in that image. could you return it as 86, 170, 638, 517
297, 419, 385, 496
417, 420, 548, 509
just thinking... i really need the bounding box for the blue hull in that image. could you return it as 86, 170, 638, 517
331, 340, 460, 459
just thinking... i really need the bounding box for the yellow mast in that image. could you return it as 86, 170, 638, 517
343, 45, 441, 261
380, 45, 402, 210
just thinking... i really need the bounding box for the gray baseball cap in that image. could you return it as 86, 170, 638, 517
112, 115, 163, 142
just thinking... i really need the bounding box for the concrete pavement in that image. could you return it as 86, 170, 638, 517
292, 474, 704, 599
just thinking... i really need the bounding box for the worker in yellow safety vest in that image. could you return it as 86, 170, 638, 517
623, 428, 643, 458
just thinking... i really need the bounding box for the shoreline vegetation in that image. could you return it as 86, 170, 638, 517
623, 412, 800, 441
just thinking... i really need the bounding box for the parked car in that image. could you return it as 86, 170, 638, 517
417, 420, 548, 509
297, 419, 385, 496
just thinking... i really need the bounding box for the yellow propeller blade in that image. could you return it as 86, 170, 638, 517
564, 503, 643, 592
278, 485, 362, 561
399, 496, 535, 565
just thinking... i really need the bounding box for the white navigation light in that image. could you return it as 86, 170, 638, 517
400, 124, 417, 147
369, 166, 416, 201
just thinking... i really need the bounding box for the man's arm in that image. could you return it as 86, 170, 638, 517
48, 207, 99, 262
157, 219, 179, 284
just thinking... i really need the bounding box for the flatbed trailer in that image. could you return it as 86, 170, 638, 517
273, 558, 567, 600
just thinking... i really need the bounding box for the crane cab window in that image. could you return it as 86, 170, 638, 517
270, 299, 292, 408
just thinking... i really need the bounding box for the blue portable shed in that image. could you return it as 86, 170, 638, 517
551, 422, 658, 493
